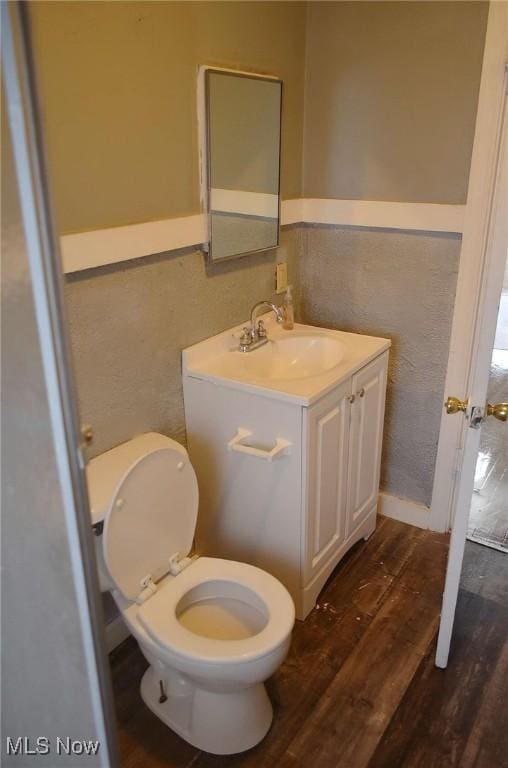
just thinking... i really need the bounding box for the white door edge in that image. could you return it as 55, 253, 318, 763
434, 10, 508, 668
429, 4, 508, 535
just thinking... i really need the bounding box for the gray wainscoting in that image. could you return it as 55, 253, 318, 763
65, 228, 301, 459
297, 225, 460, 507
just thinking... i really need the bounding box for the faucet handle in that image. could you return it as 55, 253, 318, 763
238, 327, 252, 352
257, 319, 267, 338
240, 327, 251, 343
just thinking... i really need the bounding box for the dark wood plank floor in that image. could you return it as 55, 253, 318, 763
109, 517, 508, 768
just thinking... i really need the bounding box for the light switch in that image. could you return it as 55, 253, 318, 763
276, 262, 288, 294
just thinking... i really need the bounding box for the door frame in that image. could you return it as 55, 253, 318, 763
2, 3, 119, 761
429, 2, 508, 534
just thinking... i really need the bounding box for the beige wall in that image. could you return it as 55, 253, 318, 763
29, 1, 306, 234
303, 1, 488, 203
30, 1, 487, 234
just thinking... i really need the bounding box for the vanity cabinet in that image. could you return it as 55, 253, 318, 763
302, 355, 387, 614
347, 356, 388, 535
304, 380, 350, 587
183, 329, 389, 620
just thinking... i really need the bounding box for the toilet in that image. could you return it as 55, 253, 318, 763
86, 432, 295, 755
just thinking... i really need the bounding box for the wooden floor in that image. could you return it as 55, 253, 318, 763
109, 517, 508, 768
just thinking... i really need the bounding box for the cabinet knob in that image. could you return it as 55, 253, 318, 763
349, 394, 356, 404
359, 387, 365, 398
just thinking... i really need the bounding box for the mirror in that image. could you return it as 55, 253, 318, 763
205, 69, 282, 262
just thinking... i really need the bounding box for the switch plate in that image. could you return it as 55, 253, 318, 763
276, 262, 288, 294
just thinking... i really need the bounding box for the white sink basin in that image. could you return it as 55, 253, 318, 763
183, 316, 391, 405
222, 332, 347, 381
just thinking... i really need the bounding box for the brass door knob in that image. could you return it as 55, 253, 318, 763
486, 402, 508, 422
445, 396, 468, 415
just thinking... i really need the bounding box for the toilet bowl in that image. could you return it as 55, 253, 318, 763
86, 432, 294, 755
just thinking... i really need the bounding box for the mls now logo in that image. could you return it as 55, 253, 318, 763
6, 737, 100, 756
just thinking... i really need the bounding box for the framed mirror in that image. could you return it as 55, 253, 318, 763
203, 69, 282, 262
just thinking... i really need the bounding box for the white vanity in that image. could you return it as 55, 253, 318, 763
183, 315, 390, 619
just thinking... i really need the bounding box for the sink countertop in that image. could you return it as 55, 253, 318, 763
182, 315, 391, 406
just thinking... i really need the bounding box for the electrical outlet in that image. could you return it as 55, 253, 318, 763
276, 262, 288, 294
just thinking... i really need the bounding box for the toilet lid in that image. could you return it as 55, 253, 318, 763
103, 445, 198, 601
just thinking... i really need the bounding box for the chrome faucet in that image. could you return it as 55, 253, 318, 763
238, 300, 284, 352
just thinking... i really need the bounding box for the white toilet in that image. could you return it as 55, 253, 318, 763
86, 432, 295, 755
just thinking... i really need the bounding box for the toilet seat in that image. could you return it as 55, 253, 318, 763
137, 557, 294, 665
96, 434, 199, 602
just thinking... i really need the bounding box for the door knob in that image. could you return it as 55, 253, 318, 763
445, 396, 468, 415
486, 402, 508, 422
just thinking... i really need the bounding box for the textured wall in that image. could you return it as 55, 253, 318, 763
65, 221, 458, 507
297, 226, 461, 506
29, 1, 306, 233
65, 229, 301, 458
303, 1, 487, 203
2, 90, 103, 763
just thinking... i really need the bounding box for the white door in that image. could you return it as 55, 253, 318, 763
347, 354, 388, 537
304, 378, 351, 582
436, 93, 507, 668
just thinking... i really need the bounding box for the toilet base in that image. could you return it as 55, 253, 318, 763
140, 666, 273, 755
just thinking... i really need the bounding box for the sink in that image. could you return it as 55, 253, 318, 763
183, 316, 390, 405
223, 332, 347, 381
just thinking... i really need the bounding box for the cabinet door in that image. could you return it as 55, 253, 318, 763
347, 353, 388, 536
304, 379, 351, 583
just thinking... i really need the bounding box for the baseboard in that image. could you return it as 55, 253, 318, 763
378, 492, 430, 530
104, 614, 130, 653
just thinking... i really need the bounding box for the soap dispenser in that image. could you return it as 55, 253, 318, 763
282, 285, 294, 330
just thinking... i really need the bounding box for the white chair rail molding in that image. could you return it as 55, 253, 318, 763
60, 199, 465, 273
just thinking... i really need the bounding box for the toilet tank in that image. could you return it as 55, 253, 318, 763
86, 432, 180, 592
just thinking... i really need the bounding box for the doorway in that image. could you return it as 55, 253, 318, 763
467, 258, 508, 553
